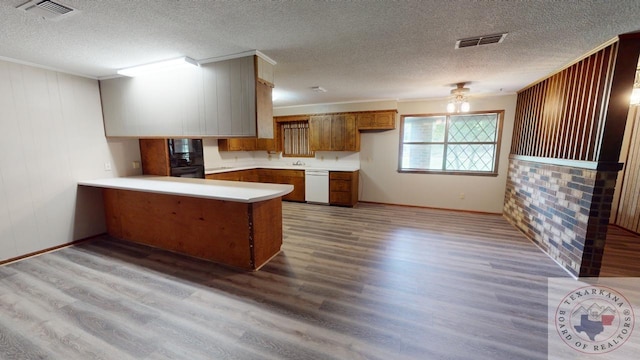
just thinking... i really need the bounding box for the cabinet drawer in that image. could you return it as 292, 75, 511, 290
278, 169, 305, 178
329, 171, 353, 180
329, 192, 353, 204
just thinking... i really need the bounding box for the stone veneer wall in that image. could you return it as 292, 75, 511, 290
503, 157, 618, 277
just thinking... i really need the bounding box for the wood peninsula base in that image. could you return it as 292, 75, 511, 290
102, 188, 283, 270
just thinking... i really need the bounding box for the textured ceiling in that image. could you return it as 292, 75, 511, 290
1, 0, 640, 107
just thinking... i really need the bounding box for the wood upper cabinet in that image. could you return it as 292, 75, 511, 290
329, 170, 359, 207
256, 137, 277, 152
331, 114, 359, 151
139, 139, 170, 176
217, 138, 257, 152
356, 110, 397, 130
309, 114, 359, 152
255, 68, 274, 139
218, 118, 279, 152
309, 115, 332, 151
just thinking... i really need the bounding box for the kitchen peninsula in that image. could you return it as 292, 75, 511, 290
79, 176, 293, 270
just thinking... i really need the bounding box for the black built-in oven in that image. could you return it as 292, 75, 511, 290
168, 139, 205, 178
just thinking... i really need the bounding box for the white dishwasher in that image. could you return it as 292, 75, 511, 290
305, 170, 329, 204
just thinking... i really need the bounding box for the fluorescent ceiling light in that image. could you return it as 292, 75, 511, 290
117, 56, 199, 77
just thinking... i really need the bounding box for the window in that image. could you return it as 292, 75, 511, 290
399, 111, 503, 175
281, 121, 313, 157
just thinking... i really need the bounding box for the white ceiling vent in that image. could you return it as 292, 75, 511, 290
17, 0, 76, 20
455, 33, 508, 49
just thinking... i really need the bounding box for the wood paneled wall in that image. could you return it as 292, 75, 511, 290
0, 59, 140, 263
616, 107, 640, 232
511, 43, 618, 161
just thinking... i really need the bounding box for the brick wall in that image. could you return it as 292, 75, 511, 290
503, 157, 618, 277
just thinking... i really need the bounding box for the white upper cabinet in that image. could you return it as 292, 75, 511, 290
100, 54, 273, 138
256, 56, 275, 86
202, 56, 256, 137
100, 65, 203, 137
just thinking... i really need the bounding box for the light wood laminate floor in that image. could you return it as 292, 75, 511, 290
601, 225, 640, 277
0, 202, 571, 360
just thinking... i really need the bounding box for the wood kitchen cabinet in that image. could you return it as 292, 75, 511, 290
205, 169, 258, 182
331, 114, 359, 151
256, 79, 274, 139
206, 171, 240, 181
356, 110, 397, 130
256, 137, 278, 152
309, 115, 332, 151
217, 138, 258, 152
139, 139, 171, 176
329, 170, 359, 207
217, 137, 277, 152
206, 168, 305, 202
309, 114, 359, 152
218, 114, 279, 152
258, 169, 305, 202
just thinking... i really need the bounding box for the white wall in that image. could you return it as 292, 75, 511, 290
362, 95, 517, 213
0, 60, 141, 262
274, 95, 517, 213
274, 100, 399, 115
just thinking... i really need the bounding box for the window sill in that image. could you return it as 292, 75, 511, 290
397, 169, 499, 177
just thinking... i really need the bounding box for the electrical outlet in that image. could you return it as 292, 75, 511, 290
104, 162, 112, 171
132, 161, 140, 169
320, 156, 324, 161
335, 156, 339, 161
459, 192, 465, 199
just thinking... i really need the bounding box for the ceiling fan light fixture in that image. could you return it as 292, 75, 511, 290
446, 101, 456, 113
447, 82, 471, 113
460, 101, 470, 112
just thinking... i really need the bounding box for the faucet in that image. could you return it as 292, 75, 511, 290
292, 160, 305, 166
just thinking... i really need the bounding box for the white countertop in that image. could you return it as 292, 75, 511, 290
78, 176, 294, 203
205, 165, 360, 174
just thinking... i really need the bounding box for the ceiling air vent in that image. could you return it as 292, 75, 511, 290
455, 33, 508, 49
17, 0, 76, 20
